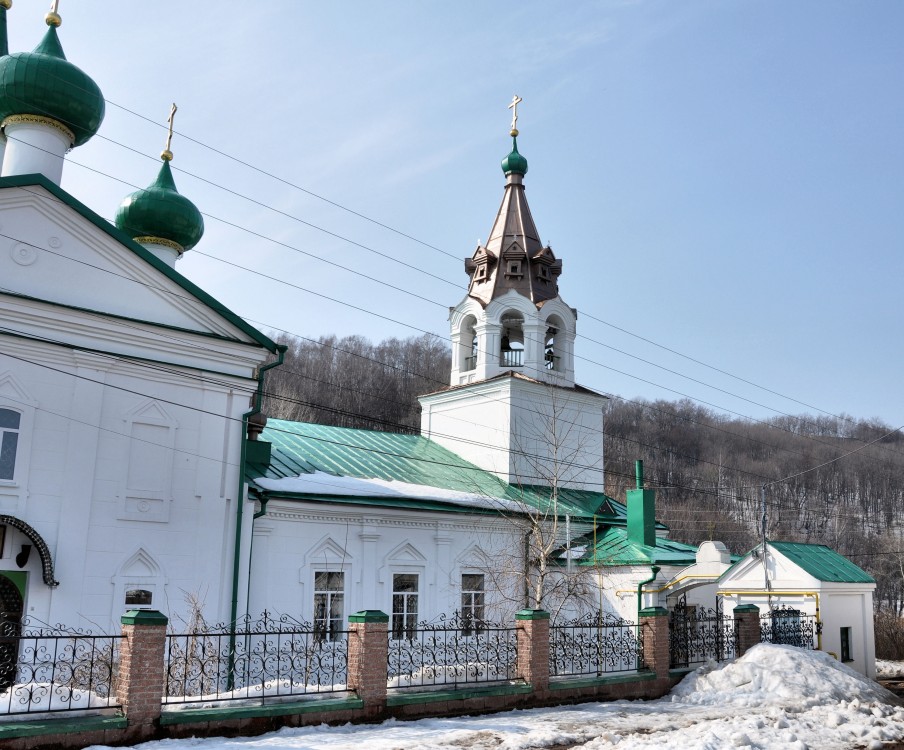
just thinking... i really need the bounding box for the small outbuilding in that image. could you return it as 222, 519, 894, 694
718, 541, 876, 678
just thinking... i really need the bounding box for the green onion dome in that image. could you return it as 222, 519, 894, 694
501, 136, 528, 176
0, 21, 105, 147
115, 160, 204, 253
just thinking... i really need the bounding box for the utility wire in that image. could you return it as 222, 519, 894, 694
1, 76, 886, 442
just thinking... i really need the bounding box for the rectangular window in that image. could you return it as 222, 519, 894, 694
125, 589, 153, 606
506, 260, 522, 277
461, 574, 485, 635
314, 571, 345, 642
0, 409, 20, 481
840, 627, 852, 662
391, 573, 419, 640
474, 264, 488, 281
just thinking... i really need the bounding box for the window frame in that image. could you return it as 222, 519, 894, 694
505, 260, 522, 278
460, 573, 485, 635
391, 573, 419, 640
313, 570, 345, 642
840, 626, 852, 662
0, 408, 21, 483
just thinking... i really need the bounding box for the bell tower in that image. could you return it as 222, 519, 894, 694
420, 100, 606, 492
450, 98, 576, 388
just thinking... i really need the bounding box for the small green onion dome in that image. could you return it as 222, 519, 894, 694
501, 136, 528, 176
0, 23, 105, 147
115, 160, 204, 253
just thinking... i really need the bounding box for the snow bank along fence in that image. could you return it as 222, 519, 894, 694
0, 605, 769, 749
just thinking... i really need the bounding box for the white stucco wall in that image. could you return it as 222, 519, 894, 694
420, 376, 606, 492
246, 500, 525, 625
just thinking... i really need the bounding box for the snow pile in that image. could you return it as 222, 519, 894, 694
254, 471, 523, 511
671, 643, 897, 708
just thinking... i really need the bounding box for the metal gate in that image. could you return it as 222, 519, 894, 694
669, 593, 737, 668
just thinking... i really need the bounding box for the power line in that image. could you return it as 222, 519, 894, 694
6, 137, 897, 471
2, 75, 887, 445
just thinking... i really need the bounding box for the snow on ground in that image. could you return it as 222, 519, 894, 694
88, 644, 904, 750
877, 659, 904, 679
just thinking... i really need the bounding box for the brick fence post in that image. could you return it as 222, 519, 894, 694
347, 610, 388, 715
117, 609, 168, 738
639, 606, 670, 681
515, 609, 549, 695
734, 604, 761, 657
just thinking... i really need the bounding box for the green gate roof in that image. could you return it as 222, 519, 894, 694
770, 542, 874, 584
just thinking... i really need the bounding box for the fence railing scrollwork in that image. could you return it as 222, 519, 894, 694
549, 611, 645, 677
387, 611, 517, 689
668, 595, 737, 668
164, 612, 349, 707
0, 617, 121, 716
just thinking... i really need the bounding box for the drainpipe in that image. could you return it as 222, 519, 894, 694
228, 347, 284, 686
637, 565, 661, 623
637, 565, 660, 671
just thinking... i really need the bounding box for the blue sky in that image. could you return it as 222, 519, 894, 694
8, 1, 903, 425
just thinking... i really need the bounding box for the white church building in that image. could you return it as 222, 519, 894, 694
0, 4, 280, 633
0, 3, 876, 678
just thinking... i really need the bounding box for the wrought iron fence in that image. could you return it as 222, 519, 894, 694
549, 611, 645, 677
759, 605, 819, 650
0, 617, 121, 715
164, 612, 349, 707
669, 595, 737, 668
387, 612, 517, 689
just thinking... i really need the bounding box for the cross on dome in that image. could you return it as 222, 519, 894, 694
162, 102, 177, 161
508, 94, 522, 136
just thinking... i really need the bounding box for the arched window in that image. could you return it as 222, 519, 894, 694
0, 409, 21, 481
500, 312, 524, 368
460, 315, 478, 372
544, 315, 565, 372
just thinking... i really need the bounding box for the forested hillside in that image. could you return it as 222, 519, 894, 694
263, 333, 904, 614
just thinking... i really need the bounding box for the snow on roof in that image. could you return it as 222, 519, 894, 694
254, 471, 525, 512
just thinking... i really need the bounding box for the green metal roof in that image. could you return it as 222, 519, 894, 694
250, 419, 621, 519
569, 526, 699, 567
116, 160, 204, 251
770, 541, 875, 584
0, 25, 104, 147
0, 173, 279, 353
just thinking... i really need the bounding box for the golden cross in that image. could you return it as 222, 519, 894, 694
162, 103, 177, 160
508, 95, 523, 133
50, 0, 60, 13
